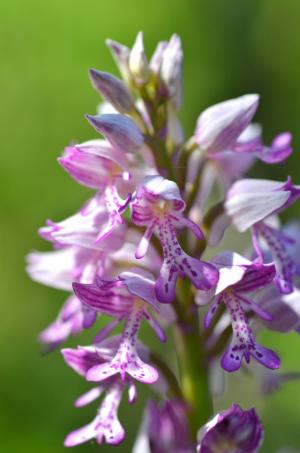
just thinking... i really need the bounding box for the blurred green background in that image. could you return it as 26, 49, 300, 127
1, 0, 300, 451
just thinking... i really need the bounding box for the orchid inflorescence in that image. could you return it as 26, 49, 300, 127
27, 32, 300, 452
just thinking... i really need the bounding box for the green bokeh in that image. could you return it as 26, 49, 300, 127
1, 0, 300, 451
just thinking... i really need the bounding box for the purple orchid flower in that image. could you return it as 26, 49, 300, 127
256, 284, 300, 335
39, 193, 128, 247
58, 139, 131, 190
73, 269, 164, 384
62, 339, 138, 447
30, 211, 127, 350
26, 246, 94, 292
199, 251, 280, 372
26, 246, 106, 348
38, 296, 89, 352
133, 399, 193, 453
187, 95, 292, 214
131, 175, 219, 303
195, 94, 291, 163
197, 404, 264, 453
64, 380, 127, 447
226, 178, 300, 294
58, 139, 134, 243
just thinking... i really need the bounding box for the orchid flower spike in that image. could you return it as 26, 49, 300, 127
28, 32, 298, 451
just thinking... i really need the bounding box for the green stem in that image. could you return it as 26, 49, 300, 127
173, 281, 213, 440
145, 135, 176, 180
150, 351, 183, 399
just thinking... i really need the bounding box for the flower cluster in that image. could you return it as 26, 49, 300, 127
27, 32, 300, 451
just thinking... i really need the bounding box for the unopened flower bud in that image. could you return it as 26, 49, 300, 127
197, 404, 264, 453
161, 34, 183, 110
129, 32, 151, 84
86, 113, 144, 152
89, 69, 135, 113
106, 38, 131, 83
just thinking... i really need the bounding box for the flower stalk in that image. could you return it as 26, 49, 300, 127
173, 290, 213, 438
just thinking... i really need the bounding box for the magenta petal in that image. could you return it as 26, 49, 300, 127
86, 355, 158, 384
64, 420, 97, 447
155, 262, 179, 303
93, 317, 124, 343
195, 94, 259, 153
82, 306, 97, 329
234, 262, 276, 293
119, 269, 158, 310
221, 346, 243, 372
127, 381, 138, 404
73, 281, 132, 316
221, 290, 279, 372
86, 362, 119, 382
74, 387, 103, 407
171, 214, 204, 240
237, 294, 272, 321
225, 178, 291, 232
88, 307, 159, 384
135, 221, 156, 258
252, 344, 280, 370
204, 295, 223, 329
65, 381, 126, 447
61, 346, 103, 376
143, 311, 167, 342
258, 132, 292, 164
254, 222, 298, 294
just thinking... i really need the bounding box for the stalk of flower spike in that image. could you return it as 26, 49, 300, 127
173, 279, 214, 438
